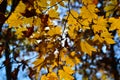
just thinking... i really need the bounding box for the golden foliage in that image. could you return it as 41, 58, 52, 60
80, 40, 96, 56
4, 0, 120, 79
80, 4, 99, 22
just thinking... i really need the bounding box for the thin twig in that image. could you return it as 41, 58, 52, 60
0, 64, 5, 69
62, 0, 71, 36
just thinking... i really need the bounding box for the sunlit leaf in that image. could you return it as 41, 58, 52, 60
63, 66, 74, 74
82, 0, 93, 5
58, 70, 74, 80
6, 13, 22, 28
48, 9, 59, 19
80, 40, 96, 56
47, 26, 62, 36
47, 72, 58, 80
80, 4, 99, 22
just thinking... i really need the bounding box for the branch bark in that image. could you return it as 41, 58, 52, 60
5, 31, 11, 80
0, 0, 20, 80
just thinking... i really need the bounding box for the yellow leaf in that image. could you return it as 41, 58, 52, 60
6, 13, 22, 28
93, 16, 107, 27
80, 40, 96, 56
58, 70, 74, 80
100, 31, 113, 38
65, 56, 75, 67
50, 0, 57, 6
33, 57, 44, 72
92, 16, 108, 33
15, 1, 26, 13
109, 17, 120, 31
80, 4, 99, 22
70, 9, 79, 18
51, 61, 58, 68
15, 27, 27, 39
22, 17, 33, 26
92, 25, 108, 33
33, 58, 44, 66
47, 26, 61, 36
38, 0, 48, 8
82, 0, 93, 5
93, 34, 104, 43
41, 75, 47, 80
70, 51, 75, 56
63, 66, 74, 74
48, 9, 59, 19
36, 9, 41, 14
47, 42, 54, 49
81, 19, 89, 27
104, 38, 115, 44
104, 0, 118, 17
75, 57, 80, 64
93, 31, 115, 44
68, 26, 77, 39
109, 17, 120, 36
32, 32, 40, 39
47, 72, 58, 80
60, 48, 67, 61
66, 10, 81, 32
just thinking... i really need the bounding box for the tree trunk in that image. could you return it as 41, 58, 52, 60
111, 44, 119, 80
0, 0, 20, 80
5, 40, 12, 80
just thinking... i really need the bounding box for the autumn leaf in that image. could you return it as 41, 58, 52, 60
70, 9, 79, 18
60, 48, 67, 61
74, 57, 80, 64
3, 0, 119, 80
63, 66, 74, 74
41, 75, 47, 80
58, 70, 74, 80
68, 26, 78, 39
38, 0, 48, 8
93, 34, 104, 43
109, 17, 120, 36
80, 40, 96, 56
50, 0, 57, 6
92, 16, 108, 33
33, 57, 44, 72
48, 9, 59, 19
47, 26, 62, 36
65, 56, 75, 67
6, 13, 22, 28
15, 27, 28, 39
80, 4, 99, 22
109, 17, 120, 31
93, 31, 115, 44
47, 72, 58, 80
104, 0, 118, 17
22, 17, 33, 26
82, 0, 93, 5
70, 51, 75, 56
15, 1, 26, 13
104, 38, 115, 44
100, 31, 115, 44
